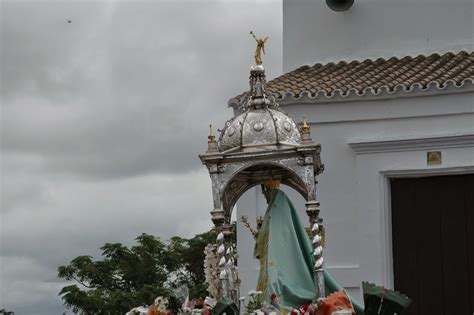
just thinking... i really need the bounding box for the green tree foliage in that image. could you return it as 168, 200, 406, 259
58, 231, 214, 314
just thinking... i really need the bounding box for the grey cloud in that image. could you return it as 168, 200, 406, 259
1, 0, 282, 313
1, 256, 66, 314
1, 0, 282, 179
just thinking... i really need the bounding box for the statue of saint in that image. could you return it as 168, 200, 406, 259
250, 31, 268, 65
251, 179, 316, 311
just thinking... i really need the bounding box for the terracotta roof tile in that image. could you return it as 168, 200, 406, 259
230, 51, 474, 105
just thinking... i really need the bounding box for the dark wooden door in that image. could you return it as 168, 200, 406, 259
391, 174, 474, 315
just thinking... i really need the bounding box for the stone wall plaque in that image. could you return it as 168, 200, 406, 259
427, 151, 442, 165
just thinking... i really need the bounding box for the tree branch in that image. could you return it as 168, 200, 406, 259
71, 276, 93, 289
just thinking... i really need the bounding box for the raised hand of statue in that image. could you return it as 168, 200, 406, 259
250, 31, 268, 65
240, 215, 258, 239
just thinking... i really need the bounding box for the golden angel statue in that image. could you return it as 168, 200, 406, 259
250, 31, 268, 65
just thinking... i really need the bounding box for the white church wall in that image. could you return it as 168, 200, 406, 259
235, 0, 473, 298
283, 0, 473, 72
236, 91, 474, 302
284, 92, 474, 299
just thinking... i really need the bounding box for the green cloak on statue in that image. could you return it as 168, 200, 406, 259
255, 188, 364, 314
255, 188, 315, 309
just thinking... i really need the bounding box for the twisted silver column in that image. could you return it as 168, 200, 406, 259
312, 220, 325, 302
216, 232, 228, 299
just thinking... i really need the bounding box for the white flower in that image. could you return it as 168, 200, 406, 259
248, 290, 257, 296
205, 296, 216, 308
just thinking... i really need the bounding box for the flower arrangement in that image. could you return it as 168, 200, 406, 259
289, 303, 315, 315
287, 290, 355, 315
125, 296, 172, 315
238, 290, 356, 315
243, 290, 264, 313
135, 296, 172, 315
240, 290, 282, 314
203, 244, 221, 299
181, 296, 215, 315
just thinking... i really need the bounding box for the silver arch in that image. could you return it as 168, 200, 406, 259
220, 161, 311, 220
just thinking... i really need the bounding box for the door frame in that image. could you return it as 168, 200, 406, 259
380, 165, 474, 289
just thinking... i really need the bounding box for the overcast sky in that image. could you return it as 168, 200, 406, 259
0, 0, 282, 313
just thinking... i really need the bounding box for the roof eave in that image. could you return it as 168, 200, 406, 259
229, 79, 474, 107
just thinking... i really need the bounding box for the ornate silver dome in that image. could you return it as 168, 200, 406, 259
219, 108, 301, 151
217, 65, 302, 152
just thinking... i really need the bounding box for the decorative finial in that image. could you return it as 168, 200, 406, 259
208, 124, 215, 142
301, 115, 314, 144
302, 116, 310, 133
206, 124, 219, 153
250, 31, 268, 65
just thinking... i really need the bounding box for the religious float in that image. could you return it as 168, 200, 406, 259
196, 33, 411, 315
126, 33, 411, 315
